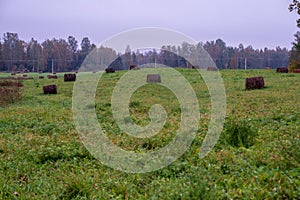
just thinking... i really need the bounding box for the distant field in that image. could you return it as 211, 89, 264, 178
0, 72, 64, 78
0, 69, 299, 199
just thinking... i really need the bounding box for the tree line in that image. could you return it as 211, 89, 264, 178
288, 0, 300, 71
0, 32, 290, 72
0, 33, 98, 72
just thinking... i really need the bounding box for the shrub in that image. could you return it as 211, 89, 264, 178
0, 80, 22, 107
0, 80, 23, 87
288, 62, 300, 72
222, 116, 257, 148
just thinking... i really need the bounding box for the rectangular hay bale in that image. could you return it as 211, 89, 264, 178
276, 67, 288, 73
147, 74, 161, 83
64, 73, 76, 82
105, 68, 115, 73
292, 69, 300, 73
43, 85, 57, 94
207, 66, 218, 71
245, 76, 265, 90
48, 75, 58, 79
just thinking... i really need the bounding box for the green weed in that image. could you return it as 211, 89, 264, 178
221, 116, 257, 148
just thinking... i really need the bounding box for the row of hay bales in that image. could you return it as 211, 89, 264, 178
7, 73, 76, 95
106, 65, 300, 73
43, 72, 161, 94
39, 74, 77, 80
10, 73, 33, 78
276, 67, 300, 73
10, 69, 30, 75
105, 65, 141, 73
104, 65, 298, 91
43, 66, 299, 94
2, 76, 33, 80
105, 65, 138, 73
43, 73, 76, 94
105, 69, 264, 90
246, 67, 300, 90
105, 65, 218, 73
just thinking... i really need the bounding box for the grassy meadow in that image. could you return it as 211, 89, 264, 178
0, 69, 299, 199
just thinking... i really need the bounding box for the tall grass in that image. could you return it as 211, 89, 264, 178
0, 80, 23, 107
221, 116, 257, 148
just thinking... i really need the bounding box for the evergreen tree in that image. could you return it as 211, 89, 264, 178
289, 0, 300, 70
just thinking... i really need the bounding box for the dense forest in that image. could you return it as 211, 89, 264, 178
0, 32, 290, 72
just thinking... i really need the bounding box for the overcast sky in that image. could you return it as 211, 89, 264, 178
0, 0, 298, 50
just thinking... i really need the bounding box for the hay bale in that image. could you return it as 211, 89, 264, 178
129, 65, 140, 70
48, 75, 58, 79
276, 67, 288, 73
38, 76, 44, 79
43, 85, 57, 94
64, 73, 76, 82
15, 77, 33, 80
105, 68, 115, 73
207, 66, 218, 71
147, 74, 161, 83
245, 76, 265, 90
292, 69, 300, 73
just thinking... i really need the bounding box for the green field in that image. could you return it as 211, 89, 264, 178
0, 69, 299, 199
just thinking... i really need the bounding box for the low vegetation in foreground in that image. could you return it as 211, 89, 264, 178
0, 69, 299, 199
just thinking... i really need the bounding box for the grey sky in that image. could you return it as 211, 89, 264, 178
0, 0, 298, 50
